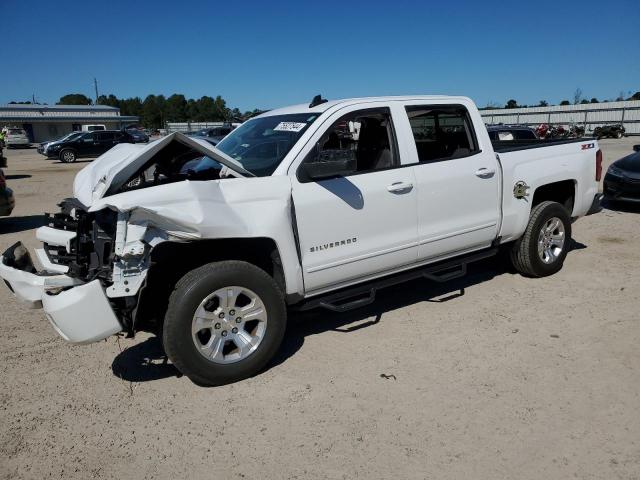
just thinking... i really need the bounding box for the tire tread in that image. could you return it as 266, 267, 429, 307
163, 260, 286, 386
510, 201, 569, 277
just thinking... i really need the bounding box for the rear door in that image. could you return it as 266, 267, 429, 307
96, 132, 118, 154
400, 103, 501, 261
76, 132, 100, 156
291, 104, 419, 293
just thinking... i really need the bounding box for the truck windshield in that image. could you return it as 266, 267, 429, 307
215, 113, 320, 176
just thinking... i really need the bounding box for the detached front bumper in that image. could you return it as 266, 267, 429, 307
0, 242, 122, 344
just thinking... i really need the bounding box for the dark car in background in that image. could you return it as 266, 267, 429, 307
37, 131, 84, 156
188, 125, 235, 145
44, 130, 135, 163
486, 125, 539, 141
603, 145, 640, 203
594, 124, 625, 139
0, 169, 15, 217
125, 128, 150, 143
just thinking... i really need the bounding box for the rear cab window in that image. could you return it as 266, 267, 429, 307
405, 105, 479, 163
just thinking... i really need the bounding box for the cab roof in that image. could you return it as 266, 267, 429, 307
257, 95, 472, 118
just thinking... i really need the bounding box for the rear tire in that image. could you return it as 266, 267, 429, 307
59, 149, 76, 163
510, 201, 572, 277
615, 131, 623, 139
163, 261, 287, 386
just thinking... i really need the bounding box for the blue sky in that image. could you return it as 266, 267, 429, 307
3, 0, 639, 111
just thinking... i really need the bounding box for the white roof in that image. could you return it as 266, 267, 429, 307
258, 95, 472, 117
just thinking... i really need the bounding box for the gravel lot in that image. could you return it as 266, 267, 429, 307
1, 138, 639, 479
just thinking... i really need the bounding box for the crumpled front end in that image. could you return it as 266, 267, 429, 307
0, 242, 122, 344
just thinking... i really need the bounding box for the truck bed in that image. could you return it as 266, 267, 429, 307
491, 137, 592, 153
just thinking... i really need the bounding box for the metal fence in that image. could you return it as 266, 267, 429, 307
166, 121, 242, 133
479, 100, 640, 135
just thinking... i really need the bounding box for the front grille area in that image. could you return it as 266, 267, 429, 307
40, 199, 116, 281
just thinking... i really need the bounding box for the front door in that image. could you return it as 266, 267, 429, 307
401, 103, 501, 261
291, 106, 418, 293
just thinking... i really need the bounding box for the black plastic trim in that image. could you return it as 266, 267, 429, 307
291, 247, 497, 312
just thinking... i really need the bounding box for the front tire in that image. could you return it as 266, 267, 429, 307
163, 261, 287, 386
510, 201, 572, 277
59, 149, 76, 163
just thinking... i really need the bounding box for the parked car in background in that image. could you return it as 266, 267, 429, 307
0, 169, 15, 217
594, 124, 625, 139
2, 127, 30, 148
124, 128, 149, 144
44, 130, 135, 163
189, 125, 235, 143
37, 131, 84, 156
603, 144, 640, 203
81, 124, 106, 132
486, 125, 538, 141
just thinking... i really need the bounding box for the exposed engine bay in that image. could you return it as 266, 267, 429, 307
119, 141, 237, 192
40, 139, 242, 333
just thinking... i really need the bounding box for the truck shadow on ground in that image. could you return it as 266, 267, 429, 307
4, 174, 32, 180
0, 214, 48, 234
111, 241, 588, 385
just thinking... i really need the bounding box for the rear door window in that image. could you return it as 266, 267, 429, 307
405, 105, 479, 162
98, 132, 116, 142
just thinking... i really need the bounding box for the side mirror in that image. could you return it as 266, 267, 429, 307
633, 145, 640, 152
303, 149, 357, 180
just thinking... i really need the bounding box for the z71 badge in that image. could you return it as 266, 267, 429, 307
309, 237, 357, 253
581, 143, 595, 150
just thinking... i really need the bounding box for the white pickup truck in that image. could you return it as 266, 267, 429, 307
0, 95, 602, 385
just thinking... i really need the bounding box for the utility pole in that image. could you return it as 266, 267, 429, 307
94, 78, 99, 105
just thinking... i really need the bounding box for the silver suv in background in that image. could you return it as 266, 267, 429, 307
2, 127, 30, 148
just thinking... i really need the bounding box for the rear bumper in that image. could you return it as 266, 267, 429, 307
604, 175, 640, 203
0, 242, 122, 344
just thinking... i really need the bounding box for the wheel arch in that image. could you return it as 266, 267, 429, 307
59, 147, 77, 160
531, 179, 576, 215
133, 237, 285, 334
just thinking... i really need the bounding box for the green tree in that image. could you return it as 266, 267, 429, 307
629, 91, 640, 101
560, 100, 570, 106
97, 94, 120, 108
580, 99, 590, 104
57, 93, 93, 105
165, 94, 188, 121
141, 94, 166, 128
590, 98, 599, 103
505, 99, 518, 109
538, 100, 549, 107
120, 97, 143, 117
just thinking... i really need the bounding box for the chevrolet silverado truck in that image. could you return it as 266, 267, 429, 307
0, 95, 602, 386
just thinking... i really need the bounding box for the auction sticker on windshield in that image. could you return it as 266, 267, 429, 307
274, 122, 307, 132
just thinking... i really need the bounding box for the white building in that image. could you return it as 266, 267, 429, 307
0, 104, 139, 142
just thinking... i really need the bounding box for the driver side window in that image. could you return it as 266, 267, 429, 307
303, 107, 398, 180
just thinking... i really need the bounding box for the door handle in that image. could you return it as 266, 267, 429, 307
387, 181, 414, 193
475, 168, 496, 178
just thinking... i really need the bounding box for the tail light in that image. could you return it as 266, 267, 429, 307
595, 149, 603, 181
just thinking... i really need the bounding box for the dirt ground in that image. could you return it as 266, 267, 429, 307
0, 138, 639, 480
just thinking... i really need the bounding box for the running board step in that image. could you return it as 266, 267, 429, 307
295, 248, 497, 313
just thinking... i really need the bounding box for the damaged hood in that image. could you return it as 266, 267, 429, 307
73, 132, 254, 206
